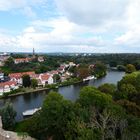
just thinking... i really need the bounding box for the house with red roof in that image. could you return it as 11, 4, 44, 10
58, 65, 66, 73
9, 71, 35, 85
40, 74, 53, 86
0, 81, 19, 95
48, 70, 59, 76
30, 73, 54, 87
14, 58, 32, 64
9, 71, 54, 87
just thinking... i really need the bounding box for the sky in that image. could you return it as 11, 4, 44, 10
0, 0, 140, 53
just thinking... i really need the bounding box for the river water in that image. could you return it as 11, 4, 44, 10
0, 71, 125, 121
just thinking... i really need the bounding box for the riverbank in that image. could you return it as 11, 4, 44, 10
0, 78, 83, 99
0, 87, 51, 99
0, 71, 125, 122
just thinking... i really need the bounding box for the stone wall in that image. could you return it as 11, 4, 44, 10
0, 116, 35, 140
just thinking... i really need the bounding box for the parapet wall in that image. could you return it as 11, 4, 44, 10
0, 116, 34, 140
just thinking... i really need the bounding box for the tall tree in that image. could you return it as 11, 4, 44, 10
22, 74, 31, 87
77, 67, 90, 80
126, 64, 136, 73
53, 74, 61, 83
0, 102, 16, 130
98, 83, 116, 95
31, 79, 38, 89
89, 107, 125, 140
94, 62, 107, 78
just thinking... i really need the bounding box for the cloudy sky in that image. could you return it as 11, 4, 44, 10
0, 0, 140, 53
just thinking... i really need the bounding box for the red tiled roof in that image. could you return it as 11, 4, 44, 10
49, 70, 58, 75
14, 58, 32, 62
31, 74, 40, 79
41, 74, 51, 81
58, 66, 65, 71
0, 81, 17, 87
9, 71, 35, 79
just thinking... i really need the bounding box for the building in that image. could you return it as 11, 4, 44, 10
0, 81, 19, 95
31, 74, 42, 86
9, 71, 35, 85
58, 65, 66, 73
69, 62, 76, 67
40, 74, 53, 86
9, 71, 54, 87
48, 70, 59, 76
14, 58, 32, 64
31, 73, 54, 86
89, 64, 95, 69
38, 56, 44, 62
0, 72, 4, 81
31, 71, 59, 86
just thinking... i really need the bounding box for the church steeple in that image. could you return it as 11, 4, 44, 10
33, 48, 35, 58
33, 48, 35, 56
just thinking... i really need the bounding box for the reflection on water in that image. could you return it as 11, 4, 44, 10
0, 71, 125, 121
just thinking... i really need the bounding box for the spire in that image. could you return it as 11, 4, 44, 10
33, 48, 35, 56
33, 48, 36, 58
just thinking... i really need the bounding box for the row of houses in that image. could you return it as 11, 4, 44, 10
0, 62, 77, 96
0, 70, 58, 96
14, 56, 45, 64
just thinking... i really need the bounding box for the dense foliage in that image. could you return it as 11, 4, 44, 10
2, 53, 140, 74
15, 85, 140, 140
1, 53, 140, 139
0, 102, 16, 130
22, 74, 31, 87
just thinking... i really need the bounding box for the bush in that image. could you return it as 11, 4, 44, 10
45, 84, 59, 89
3, 88, 25, 97
60, 78, 81, 86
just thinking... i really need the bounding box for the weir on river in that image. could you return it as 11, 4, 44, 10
0, 71, 125, 121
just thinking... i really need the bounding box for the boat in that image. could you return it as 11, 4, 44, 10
22, 107, 41, 116
83, 76, 96, 82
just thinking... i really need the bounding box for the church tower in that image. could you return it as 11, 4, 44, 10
33, 48, 35, 58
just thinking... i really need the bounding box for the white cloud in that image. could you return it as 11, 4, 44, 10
55, 0, 129, 27
0, 17, 106, 52
1, 0, 140, 52
0, 0, 46, 18
17, 18, 105, 49
21, 6, 36, 18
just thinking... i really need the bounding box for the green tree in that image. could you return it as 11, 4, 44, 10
135, 73, 140, 91
109, 61, 117, 67
117, 74, 137, 90
4, 57, 14, 67
41, 92, 77, 140
133, 60, 140, 70
94, 62, 107, 78
77, 67, 90, 80
31, 79, 38, 89
79, 86, 112, 109
89, 106, 125, 140
53, 74, 61, 83
126, 64, 136, 73
117, 65, 126, 71
0, 102, 16, 130
120, 84, 137, 98
117, 100, 140, 117
22, 74, 31, 87
98, 83, 116, 95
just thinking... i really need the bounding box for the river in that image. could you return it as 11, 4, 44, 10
0, 71, 125, 121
